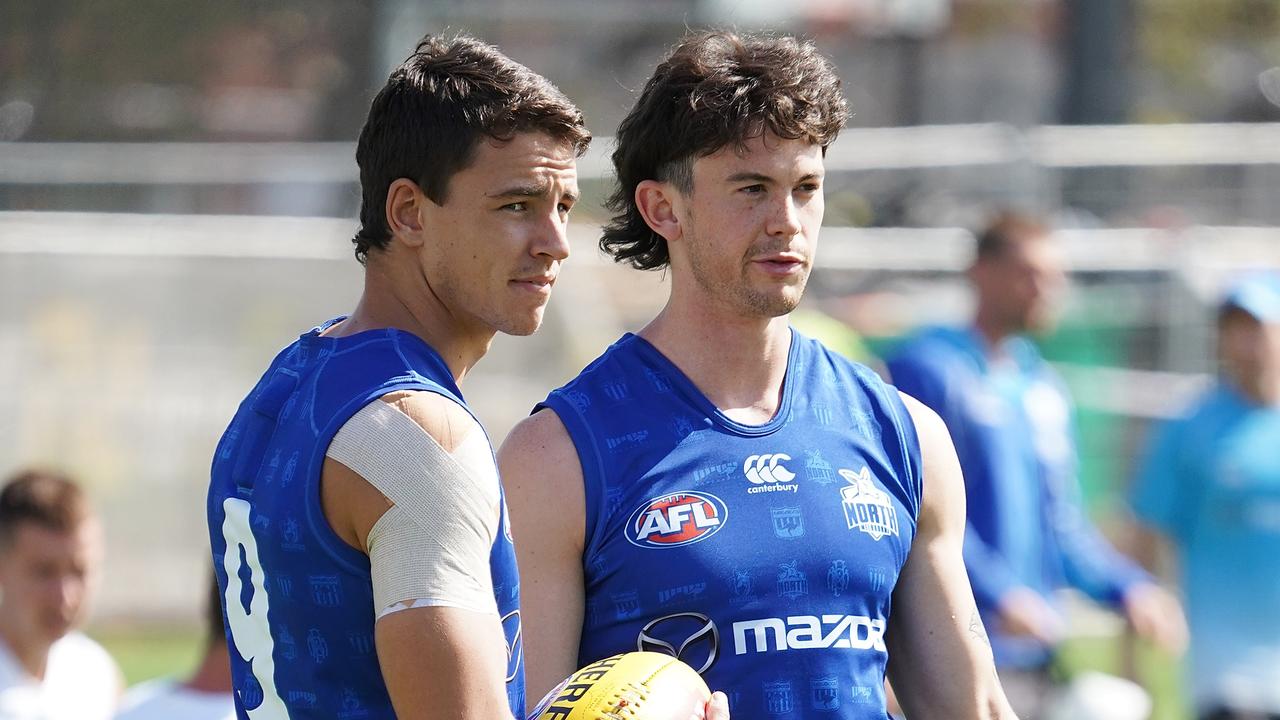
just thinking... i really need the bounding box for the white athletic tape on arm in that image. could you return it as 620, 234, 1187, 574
326, 400, 501, 618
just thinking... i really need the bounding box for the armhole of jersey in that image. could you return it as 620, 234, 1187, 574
878, 379, 925, 524
302, 381, 471, 576
535, 394, 609, 567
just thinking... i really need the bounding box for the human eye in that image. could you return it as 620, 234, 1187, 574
500, 201, 528, 212
739, 184, 767, 195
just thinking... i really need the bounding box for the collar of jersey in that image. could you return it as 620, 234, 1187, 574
621, 330, 798, 437
298, 315, 465, 403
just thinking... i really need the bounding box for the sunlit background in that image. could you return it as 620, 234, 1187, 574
2, 1, 1278, 716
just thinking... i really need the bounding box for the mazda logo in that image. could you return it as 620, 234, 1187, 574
636, 611, 719, 674
502, 609, 522, 682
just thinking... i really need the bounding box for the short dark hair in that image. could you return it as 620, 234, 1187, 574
352, 34, 591, 263
0, 469, 91, 547
974, 212, 1051, 263
602, 31, 849, 270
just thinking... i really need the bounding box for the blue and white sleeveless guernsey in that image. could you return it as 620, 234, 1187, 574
537, 331, 921, 719
207, 318, 524, 719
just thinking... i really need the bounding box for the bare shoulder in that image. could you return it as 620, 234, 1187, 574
498, 408, 585, 545
322, 389, 491, 552
497, 407, 580, 478
896, 390, 965, 532
379, 389, 483, 453
896, 390, 947, 449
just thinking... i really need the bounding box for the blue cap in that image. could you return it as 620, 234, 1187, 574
1221, 272, 1280, 323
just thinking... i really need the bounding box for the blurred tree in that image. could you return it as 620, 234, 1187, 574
1137, 0, 1280, 122
0, 0, 373, 140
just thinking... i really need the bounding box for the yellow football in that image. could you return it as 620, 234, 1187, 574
528, 652, 711, 720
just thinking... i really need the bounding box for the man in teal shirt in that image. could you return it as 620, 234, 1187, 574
1131, 272, 1280, 720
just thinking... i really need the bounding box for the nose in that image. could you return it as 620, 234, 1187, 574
766, 194, 803, 238
533, 210, 571, 262
56, 573, 84, 612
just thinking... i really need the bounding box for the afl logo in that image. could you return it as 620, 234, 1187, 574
625, 491, 728, 549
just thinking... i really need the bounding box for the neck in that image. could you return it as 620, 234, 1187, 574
331, 256, 494, 385
0, 623, 51, 680
972, 305, 1015, 352
183, 642, 232, 694
1231, 375, 1280, 407
639, 293, 792, 425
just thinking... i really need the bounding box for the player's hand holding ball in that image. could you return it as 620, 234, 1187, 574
528, 652, 729, 720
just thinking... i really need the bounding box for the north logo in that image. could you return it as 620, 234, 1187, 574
743, 454, 795, 484
625, 492, 728, 548
839, 467, 899, 541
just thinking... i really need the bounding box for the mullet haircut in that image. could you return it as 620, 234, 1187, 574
602, 31, 849, 270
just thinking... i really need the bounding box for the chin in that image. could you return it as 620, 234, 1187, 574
496, 311, 545, 337
42, 619, 74, 641
743, 290, 803, 319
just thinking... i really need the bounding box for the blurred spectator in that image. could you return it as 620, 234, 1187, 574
0, 468, 120, 719
114, 572, 233, 720
1130, 272, 1280, 720
884, 212, 1186, 718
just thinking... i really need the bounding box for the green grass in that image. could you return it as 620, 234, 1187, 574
90, 623, 203, 686
1056, 635, 1189, 720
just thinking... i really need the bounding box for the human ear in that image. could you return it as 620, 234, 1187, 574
385, 178, 426, 248
635, 180, 683, 244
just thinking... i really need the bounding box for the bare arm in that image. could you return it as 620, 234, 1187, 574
885, 393, 1017, 719
497, 408, 587, 706
375, 605, 513, 719
322, 391, 516, 720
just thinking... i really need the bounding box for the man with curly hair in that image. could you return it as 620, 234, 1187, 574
501, 31, 1016, 720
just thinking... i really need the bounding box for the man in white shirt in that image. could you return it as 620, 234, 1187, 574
0, 468, 120, 720
115, 574, 233, 720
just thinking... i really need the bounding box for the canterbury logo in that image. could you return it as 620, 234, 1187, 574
744, 454, 796, 484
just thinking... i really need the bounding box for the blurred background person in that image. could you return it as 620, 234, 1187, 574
0, 468, 120, 720
884, 212, 1187, 718
114, 572, 232, 720
1130, 273, 1280, 720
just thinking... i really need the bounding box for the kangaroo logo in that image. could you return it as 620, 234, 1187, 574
839, 467, 899, 541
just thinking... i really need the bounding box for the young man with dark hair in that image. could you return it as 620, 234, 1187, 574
501, 31, 1016, 719
207, 34, 595, 719
886, 212, 1186, 717
0, 468, 120, 720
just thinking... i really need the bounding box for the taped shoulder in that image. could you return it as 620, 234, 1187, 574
326, 394, 501, 617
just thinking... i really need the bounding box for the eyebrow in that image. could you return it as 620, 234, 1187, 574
724, 172, 822, 184
487, 181, 579, 203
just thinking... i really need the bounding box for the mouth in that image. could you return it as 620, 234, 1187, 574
751, 253, 807, 277
510, 273, 556, 295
